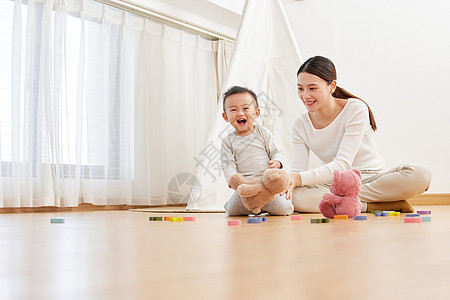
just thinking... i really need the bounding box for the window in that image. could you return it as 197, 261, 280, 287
0, 0, 127, 179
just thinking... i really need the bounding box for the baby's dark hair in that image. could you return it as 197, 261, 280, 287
222, 86, 258, 112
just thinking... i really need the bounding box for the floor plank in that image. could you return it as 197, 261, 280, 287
0, 206, 449, 299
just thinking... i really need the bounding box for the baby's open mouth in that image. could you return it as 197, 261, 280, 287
237, 119, 247, 125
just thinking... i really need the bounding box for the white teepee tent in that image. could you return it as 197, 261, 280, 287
187, 0, 304, 211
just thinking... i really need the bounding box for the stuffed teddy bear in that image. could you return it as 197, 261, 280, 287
319, 169, 362, 218
228, 168, 290, 214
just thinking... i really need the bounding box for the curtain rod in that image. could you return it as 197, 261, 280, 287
95, 0, 235, 42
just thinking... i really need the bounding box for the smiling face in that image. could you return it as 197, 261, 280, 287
222, 92, 260, 136
297, 72, 336, 113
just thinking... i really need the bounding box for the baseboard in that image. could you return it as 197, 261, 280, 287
0, 203, 186, 214
0, 194, 448, 213
409, 193, 450, 206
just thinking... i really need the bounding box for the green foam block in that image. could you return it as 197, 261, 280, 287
50, 218, 65, 223
311, 218, 330, 223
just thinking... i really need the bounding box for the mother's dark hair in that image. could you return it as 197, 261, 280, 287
297, 56, 377, 131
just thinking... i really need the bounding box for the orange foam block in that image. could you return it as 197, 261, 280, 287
183, 216, 196, 221
228, 220, 241, 226
164, 216, 172, 221
334, 215, 348, 219
404, 217, 422, 223
291, 215, 303, 220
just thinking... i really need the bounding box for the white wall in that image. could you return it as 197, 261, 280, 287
130, 0, 242, 38
128, 0, 449, 193
284, 0, 450, 193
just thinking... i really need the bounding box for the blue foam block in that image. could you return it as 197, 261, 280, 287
406, 213, 421, 217
247, 217, 263, 224
375, 212, 382, 217
354, 215, 367, 220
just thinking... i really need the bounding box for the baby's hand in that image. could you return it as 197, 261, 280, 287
268, 160, 281, 169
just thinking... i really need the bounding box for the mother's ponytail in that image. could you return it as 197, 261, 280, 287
297, 56, 377, 131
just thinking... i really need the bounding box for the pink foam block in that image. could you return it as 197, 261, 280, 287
183, 216, 196, 221
228, 220, 241, 226
291, 215, 303, 220
404, 217, 422, 223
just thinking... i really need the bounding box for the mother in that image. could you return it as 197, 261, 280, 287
285, 56, 431, 213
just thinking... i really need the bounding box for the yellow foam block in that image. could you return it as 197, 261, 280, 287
388, 212, 400, 216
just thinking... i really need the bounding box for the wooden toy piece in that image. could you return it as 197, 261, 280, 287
417, 210, 431, 215
183, 216, 196, 221
311, 218, 330, 223
421, 216, 432, 222
291, 215, 303, 220
228, 220, 241, 226
406, 213, 421, 218
50, 218, 65, 223
334, 215, 348, 220
149, 217, 163, 221
388, 212, 400, 216
247, 217, 263, 224
353, 215, 367, 220
170, 217, 183, 222
404, 217, 422, 223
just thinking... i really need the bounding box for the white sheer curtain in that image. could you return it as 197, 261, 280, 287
212, 40, 234, 98
0, 0, 218, 207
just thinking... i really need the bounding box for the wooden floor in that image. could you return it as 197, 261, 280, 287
1, 206, 450, 300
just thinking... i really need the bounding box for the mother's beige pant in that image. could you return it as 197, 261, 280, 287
292, 164, 432, 213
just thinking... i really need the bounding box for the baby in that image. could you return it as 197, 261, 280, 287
220, 86, 294, 216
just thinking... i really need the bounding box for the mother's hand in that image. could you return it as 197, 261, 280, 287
283, 174, 302, 201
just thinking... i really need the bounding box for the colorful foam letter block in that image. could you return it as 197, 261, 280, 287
50, 218, 65, 223
404, 217, 422, 223
406, 213, 421, 218
334, 215, 348, 220
228, 220, 241, 226
311, 218, 330, 223
388, 212, 400, 216
247, 217, 263, 224
291, 215, 303, 220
